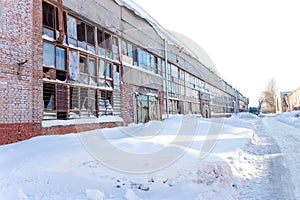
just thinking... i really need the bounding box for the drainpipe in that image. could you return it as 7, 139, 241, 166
164, 39, 169, 119
57, 0, 65, 43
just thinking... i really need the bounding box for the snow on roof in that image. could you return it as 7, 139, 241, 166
114, 0, 219, 75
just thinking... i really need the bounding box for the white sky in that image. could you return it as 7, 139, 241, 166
132, 0, 300, 106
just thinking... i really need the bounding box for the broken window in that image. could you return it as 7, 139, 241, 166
99, 91, 113, 115
76, 55, 98, 86
105, 62, 112, 79
56, 85, 68, 119
88, 89, 97, 117
121, 40, 127, 55
43, 2, 55, 38
67, 15, 95, 52
77, 21, 85, 42
56, 46, 66, 70
70, 87, 79, 110
43, 42, 67, 81
112, 36, 119, 61
98, 59, 114, 88
97, 29, 105, 56
42, 2, 66, 41
121, 40, 138, 65
43, 83, 56, 119
43, 42, 55, 68
105, 33, 112, 59
127, 43, 133, 59
98, 59, 105, 78
113, 64, 120, 88
72, 88, 97, 118
138, 48, 150, 70
69, 50, 79, 81
43, 2, 55, 29
79, 55, 88, 84
105, 62, 112, 88
89, 58, 97, 86
98, 59, 105, 87
70, 87, 96, 119
86, 25, 95, 45
43, 83, 68, 120
67, 15, 77, 45
43, 83, 55, 111
150, 54, 156, 73
132, 45, 138, 66
97, 29, 115, 59
80, 88, 88, 110
157, 57, 162, 75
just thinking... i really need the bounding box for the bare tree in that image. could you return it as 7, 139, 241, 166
257, 95, 265, 114
263, 78, 277, 113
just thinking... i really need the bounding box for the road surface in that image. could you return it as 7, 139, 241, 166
239, 116, 300, 199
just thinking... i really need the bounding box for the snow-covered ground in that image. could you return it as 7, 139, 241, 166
235, 112, 300, 199
276, 110, 300, 128
1, 112, 299, 199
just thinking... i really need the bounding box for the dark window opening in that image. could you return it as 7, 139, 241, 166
43, 83, 56, 111
97, 29, 104, 47
132, 46, 138, 65
43, 2, 66, 41
56, 85, 68, 119
86, 25, 95, 45
56, 70, 66, 81
105, 33, 111, 50
70, 87, 79, 110
77, 21, 85, 42
43, 2, 55, 28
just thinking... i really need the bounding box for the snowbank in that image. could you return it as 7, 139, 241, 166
231, 112, 259, 119
0, 115, 257, 199
276, 111, 300, 128
42, 115, 124, 128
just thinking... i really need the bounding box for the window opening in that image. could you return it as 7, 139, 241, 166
43, 42, 67, 81
43, 83, 56, 119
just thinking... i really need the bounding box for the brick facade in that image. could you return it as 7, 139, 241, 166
120, 83, 135, 123
0, 0, 43, 144
0, 0, 249, 145
286, 87, 300, 111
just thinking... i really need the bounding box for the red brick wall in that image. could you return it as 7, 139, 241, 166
120, 83, 135, 123
0, 0, 43, 144
0, 123, 42, 145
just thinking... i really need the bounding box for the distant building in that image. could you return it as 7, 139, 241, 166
286, 88, 300, 111
276, 91, 291, 113
0, 0, 248, 144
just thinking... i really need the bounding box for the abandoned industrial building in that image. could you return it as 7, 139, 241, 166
0, 0, 249, 144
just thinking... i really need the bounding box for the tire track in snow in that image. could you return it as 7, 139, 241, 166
239, 117, 295, 200
262, 117, 300, 199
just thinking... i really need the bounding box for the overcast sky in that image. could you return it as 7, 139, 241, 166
132, 0, 300, 106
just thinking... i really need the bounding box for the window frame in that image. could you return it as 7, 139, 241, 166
43, 41, 67, 81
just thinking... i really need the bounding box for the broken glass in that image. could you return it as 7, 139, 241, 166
56, 47, 65, 70
67, 15, 77, 39
69, 51, 79, 81
77, 21, 85, 42
43, 42, 55, 68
